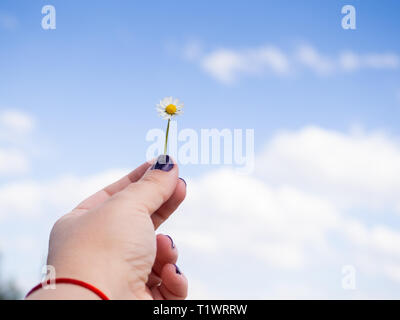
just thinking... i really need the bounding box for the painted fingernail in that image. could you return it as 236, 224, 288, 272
150, 155, 174, 172
166, 235, 175, 248
174, 264, 181, 275
179, 177, 186, 187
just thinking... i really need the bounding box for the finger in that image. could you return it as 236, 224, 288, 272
152, 178, 186, 229
159, 264, 188, 300
75, 161, 151, 211
147, 234, 177, 287
147, 271, 162, 288
151, 286, 164, 300
153, 234, 178, 276
117, 155, 179, 216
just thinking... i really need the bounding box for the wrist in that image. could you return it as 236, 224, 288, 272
47, 259, 123, 299
47, 254, 148, 300
26, 282, 103, 300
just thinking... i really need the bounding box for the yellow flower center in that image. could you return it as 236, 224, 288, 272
165, 104, 177, 115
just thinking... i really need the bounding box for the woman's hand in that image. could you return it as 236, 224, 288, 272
27, 155, 188, 300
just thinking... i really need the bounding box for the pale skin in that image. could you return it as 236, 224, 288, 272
26, 157, 188, 300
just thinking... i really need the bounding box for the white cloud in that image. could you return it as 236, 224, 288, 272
339, 51, 361, 71
297, 48, 400, 75
296, 45, 335, 75
187, 43, 399, 82
340, 51, 400, 71
202, 49, 243, 84
3, 125, 400, 298
370, 226, 400, 256
293, 46, 399, 76
363, 53, 400, 69
0, 110, 35, 176
166, 168, 340, 273
0, 169, 128, 220
201, 46, 290, 83
257, 126, 400, 210
162, 126, 400, 297
0, 109, 35, 135
0, 149, 30, 175
186, 278, 223, 299
383, 264, 400, 283
182, 40, 204, 61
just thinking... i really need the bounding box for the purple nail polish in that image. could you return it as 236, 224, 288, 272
166, 235, 175, 248
179, 177, 187, 187
174, 264, 181, 275
151, 155, 174, 172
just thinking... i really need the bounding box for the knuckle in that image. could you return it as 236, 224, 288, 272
141, 174, 171, 202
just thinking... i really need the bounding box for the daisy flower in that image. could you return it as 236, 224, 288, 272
156, 97, 184, 120
156, 96, 184, 154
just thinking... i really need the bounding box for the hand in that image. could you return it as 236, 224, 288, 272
27, 155, 188, 300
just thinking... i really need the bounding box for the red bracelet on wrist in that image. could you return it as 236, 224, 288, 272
25, 278, 110, 300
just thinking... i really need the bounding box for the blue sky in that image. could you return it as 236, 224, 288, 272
1, 0, 400, 298
1, 0, 399, 178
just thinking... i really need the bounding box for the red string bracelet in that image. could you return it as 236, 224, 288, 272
25, 278, 110, 300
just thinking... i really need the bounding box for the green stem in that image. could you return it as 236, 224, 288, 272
164, 119, 171, 155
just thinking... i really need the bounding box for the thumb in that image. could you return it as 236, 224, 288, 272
117, 155, 179, 215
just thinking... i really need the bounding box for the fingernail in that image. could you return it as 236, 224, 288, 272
174, 264, 181, 275
179, 177, 186, 187
166, 235, 175, 248
150, 155, 174, 172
